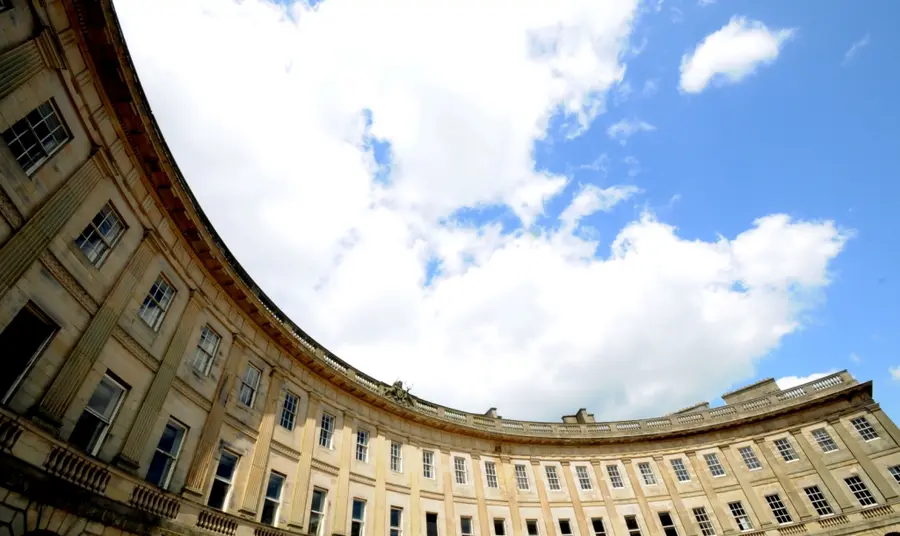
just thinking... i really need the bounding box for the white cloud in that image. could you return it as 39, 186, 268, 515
890, 367, 900, 381
680, 17, 795, 94
776, 370, 838, 390
642, 78, 659, 97
115, 0, 850, 421
842, 34, 870, 66
698, 0, 716, 6
560, 184, 641, 227
850, 352, 861, 363
607, 118, 657, 144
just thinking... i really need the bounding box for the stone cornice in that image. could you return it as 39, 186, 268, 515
62, 0, 876, 445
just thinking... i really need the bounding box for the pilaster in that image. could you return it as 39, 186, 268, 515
409, 442, 422, 536
287, 393, 323, 530
116, 292, 204, 470
591, 461, 627, 536
182, 336, 247, 496
441, 450, 457, 536
621, 459, 659, 536
828, 417, 899, 501
33, 234, 154, 427
0, 151, 104, 298
330, 414, 355, 535
499, 456, 523, 536
719, 447, 771, 529
685, 451, 733, 534
239, 368, 285, 516
0, 29, 62, 100
372, 430, 387, 536
558, 462, 589, 536
471, 454, 491, 536
652, 456, 697, 536
752, 438, 812, 521
788, 429, 853, 512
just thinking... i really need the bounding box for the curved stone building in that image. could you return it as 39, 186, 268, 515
0, 2, 898, 536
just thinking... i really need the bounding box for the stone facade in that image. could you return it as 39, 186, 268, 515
1, 2, 900, 536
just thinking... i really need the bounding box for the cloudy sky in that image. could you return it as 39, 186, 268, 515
113, 0, 899, 422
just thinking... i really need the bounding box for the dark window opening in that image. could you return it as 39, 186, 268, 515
0, 303, 57, 404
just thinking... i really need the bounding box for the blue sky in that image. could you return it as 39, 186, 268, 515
117, 0, 899, 421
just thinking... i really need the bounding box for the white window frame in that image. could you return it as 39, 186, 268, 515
591, 518, 607, 536
138, 274, 176, 331
423, 450, 435, 479
671, 458, 691, 482
545, 465, 562, 491
485, 461, 499, 488
390, 441, 403, 473
693, 507, 716, 536
773, 438, 799, 462
850, 417, 879, 441
624, 515, 642, 536
845, 475, 878, 506
75, 373, 127, 456
811, 428, 839, 452
351, 498, 366, 536
319, 413, 335, 448
559, 519, 573, 536
238, 364, 261, 408
514, 464, 530, 490
607, 464, 625, 488
765, 494, 793, 524
888, 465, 900, 485
280, 390, 299, 431
638, 461, 657, 485
261, 471, 286, 526
356, 429, 370, 462
209, 450, 239, 512
525, 519, 539, 536
461, 516, 473, 536
75, 202, 126, 267
576, 465, 593, 490
390, 506, 403, 536
803, 485, 834, 516
737, 446, 762, 470
191, 325, 221, 375
454, 456, 468, 485
658, 512, 678, 536
704, 453, 726, 477
493, 518, 506, 536
728, 501, 753, 532
147, 418, 187, 489
308, 488, 328, 536
1, 99, 70, 175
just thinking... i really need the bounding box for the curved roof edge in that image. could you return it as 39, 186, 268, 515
71, 0, 871, 444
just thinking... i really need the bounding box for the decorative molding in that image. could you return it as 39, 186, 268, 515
349, 472, 376, 487
112, 327, 157, 371
222, 413, 259, 442
39, 251, 99, 313
0, 187, 22, 229
385, 482, 411, 494
309, 458, 340, 476
269, 439, 301, 462
173, 376, 213, 412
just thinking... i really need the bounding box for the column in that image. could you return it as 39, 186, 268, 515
652, 456, 696, 536
788, 430, 853, 512
471, 455, 491, 536
0, 29, 63, 101
287, 393, 323, 530
116, 293, 204, 469
829, 417, 898, 501
239, 369, 285, 515
33, 234, 154, 427
719, 447, 771, 528
0, 151, 104, 297
372, 431, 388, 536
499, 456, 523, 536
684, 452, 733, 534
409, 443, 422, 536
621, 460, 659, 535
442, 450, 457, 536
752, 439, 812, 520
330, 415, 355, 535
591, 461, 627, 536
559, 462, 589, 536
871, 409, 900, 447
183, 337, 248, 496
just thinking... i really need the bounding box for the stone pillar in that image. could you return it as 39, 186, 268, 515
116, 293, 204, 470
33, 235, 154, 427
471, 455, 491, 536
499, 456, 523, 536
183, 337, 248, 496
788, 430, 853, 512
719, 447, 771, 529
652, 456, 696, 536
239, 369, 284, 515
0, 29, 63, 100
591, 461, 626, 536
559, 462, 590, 536
829, 417, 898, 501
622, 460, 659, 535
330, 415, 355, 535
372, 430, 388, 536
684, 451, 732, 534
409, 443, 422, 536
870, 409, 900, 447
0, 151, 104, 298
287, 393, 323, 530
752, 439, 812, 520
442, 450, 458, 536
